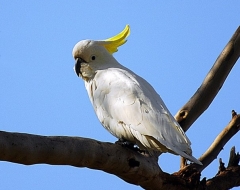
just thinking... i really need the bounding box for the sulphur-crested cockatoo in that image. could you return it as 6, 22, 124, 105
72, 25, 202, 165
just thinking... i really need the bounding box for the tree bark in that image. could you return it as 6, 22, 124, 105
206, 147, 240, 190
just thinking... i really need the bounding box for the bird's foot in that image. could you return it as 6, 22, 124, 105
115, 139, 155, 158
115, 139, 140, 152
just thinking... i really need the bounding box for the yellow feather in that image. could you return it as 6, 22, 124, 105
99, 25, 130, 54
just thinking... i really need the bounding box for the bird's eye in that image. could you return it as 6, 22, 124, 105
91, 56, 96, 61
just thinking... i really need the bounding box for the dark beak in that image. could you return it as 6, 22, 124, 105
74, 58, 84, 77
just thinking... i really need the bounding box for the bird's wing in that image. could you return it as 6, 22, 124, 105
90, 68, 201, 164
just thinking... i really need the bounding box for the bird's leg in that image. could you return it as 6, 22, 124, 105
115, 139, 140, 152
115, 139, 153, 157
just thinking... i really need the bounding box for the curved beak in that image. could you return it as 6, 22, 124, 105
74, 58, 85, 77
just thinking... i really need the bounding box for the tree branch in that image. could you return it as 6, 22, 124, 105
206, 166, 240, 190
206, 148, 240, 190
198, 112, 240, 171
1, 130, 226, 190
228, 146, 240, 167
175, 26, 240, 132
174, 147, 240, 190
0, 130, 170, 189
179, 112, 240, 173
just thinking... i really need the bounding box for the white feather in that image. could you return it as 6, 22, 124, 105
85, 67, 201, 165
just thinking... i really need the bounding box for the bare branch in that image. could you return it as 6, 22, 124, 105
206, 165, 240, 190
228, 146, 240, 167
180, 112, 240, 173
175, 26, 240, 132
198, 113, 240, 171
3, 130, 228, 190
0, 130, 172, 189
218, 158, 226, 174
205, 148, 240, 190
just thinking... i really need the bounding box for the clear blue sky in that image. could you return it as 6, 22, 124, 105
1, 1, 240, 189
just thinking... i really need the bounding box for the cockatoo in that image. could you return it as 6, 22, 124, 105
72, 25, 202, 165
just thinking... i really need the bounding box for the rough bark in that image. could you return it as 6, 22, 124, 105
1, 26, 240, 189
206, 166, 240, 190
0, 130, 166, 189
206, 147, 240, 190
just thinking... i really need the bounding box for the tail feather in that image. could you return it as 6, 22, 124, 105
178, 151, 202, 165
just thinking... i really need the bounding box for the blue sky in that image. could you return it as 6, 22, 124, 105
1, 1, 240, 189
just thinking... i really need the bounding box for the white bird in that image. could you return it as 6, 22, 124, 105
72, 25, 202, 165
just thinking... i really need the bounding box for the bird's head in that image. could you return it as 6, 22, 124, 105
72, 25, 130, 81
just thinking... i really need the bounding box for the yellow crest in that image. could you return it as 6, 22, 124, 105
98, 25, 130, 54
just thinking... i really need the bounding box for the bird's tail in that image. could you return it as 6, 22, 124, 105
179, 151, 202, 165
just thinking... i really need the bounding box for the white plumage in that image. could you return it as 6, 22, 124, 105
72, 25, 202, 165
